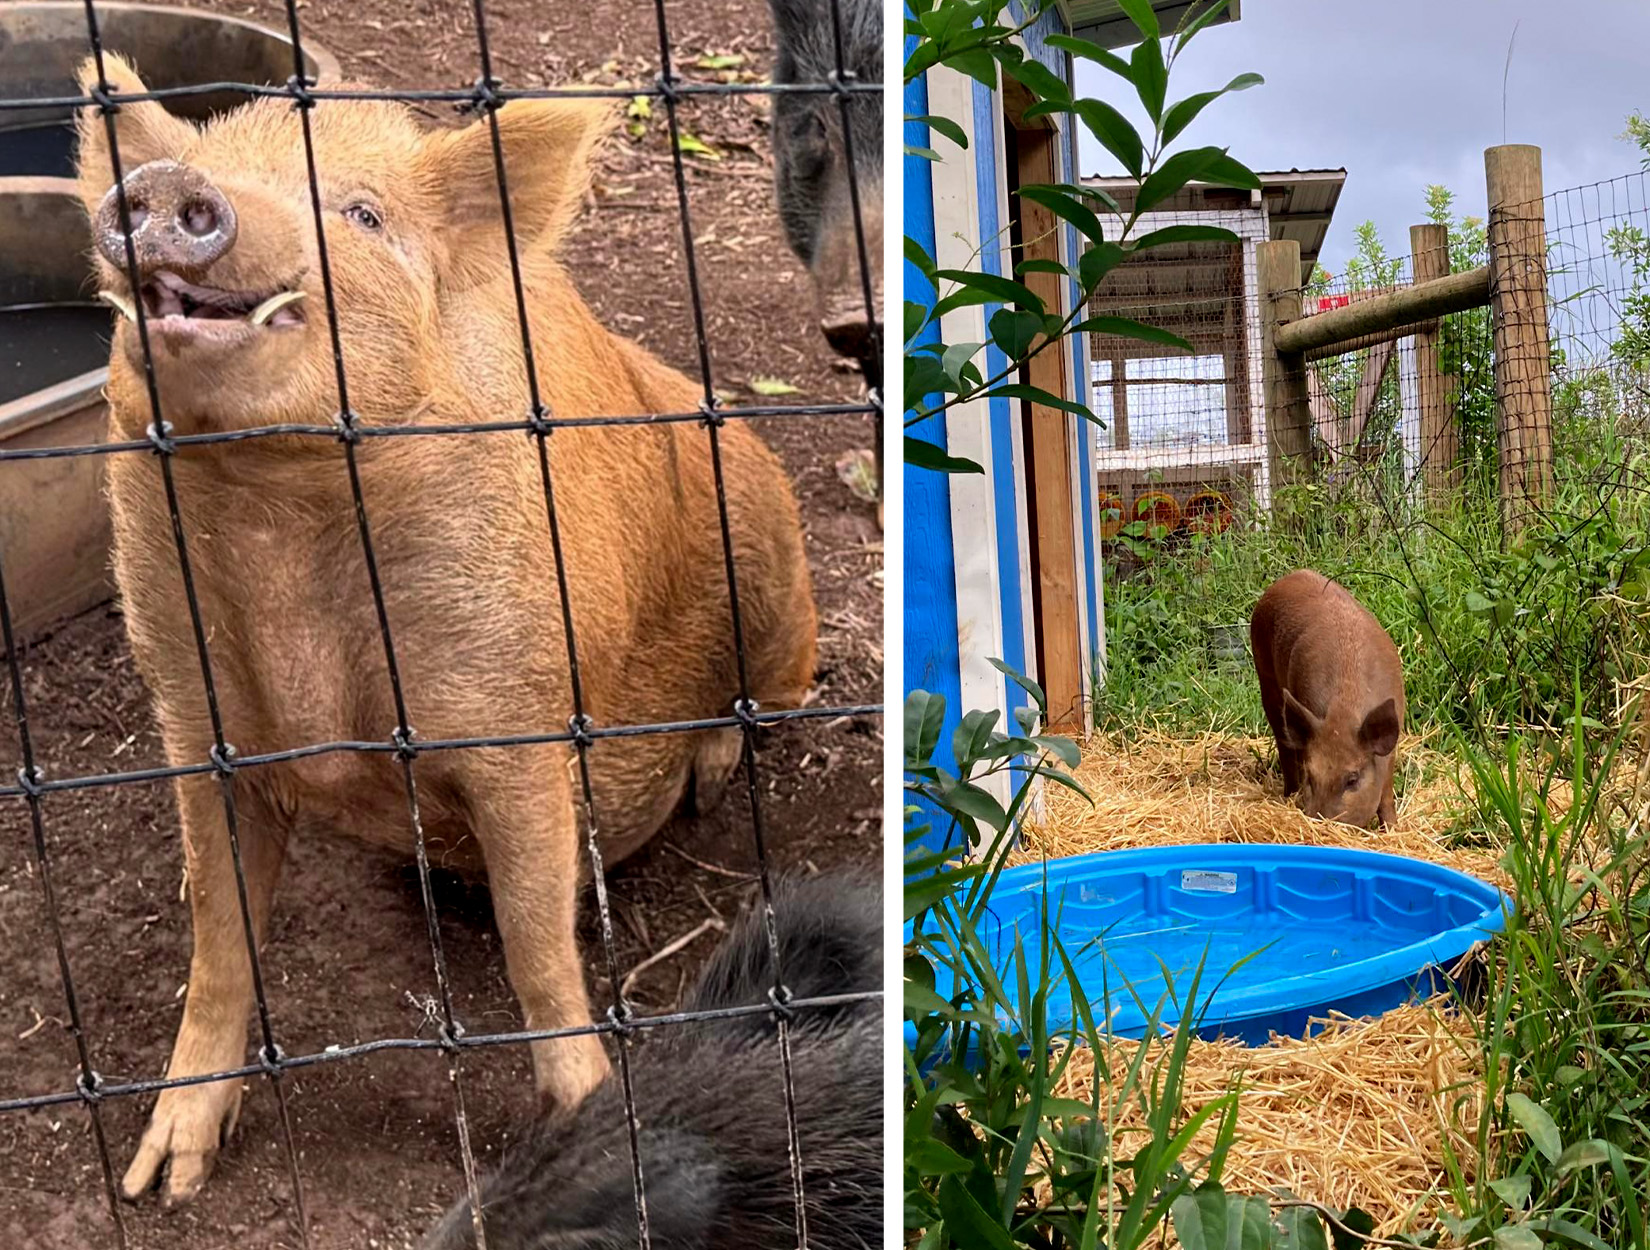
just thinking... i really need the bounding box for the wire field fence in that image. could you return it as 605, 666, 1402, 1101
0, 0, 882, 1246
1088, 165, 1650, 557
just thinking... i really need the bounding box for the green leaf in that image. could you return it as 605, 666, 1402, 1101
940, 341, 983, 387
949, 46, 998, 88
1493, 1226, 1543, 1250
905, 299, 931, 343
1005, 55, 1072, 107
952, 709, 1001, 769
1135, 146, 1260, 216
1115, 0, 1160, 39
1531, 1216, 1617, 1250
990, 308, 1045, 360
936, 1174, 1018, 1250
907, 1139, 974, 1175
1045, 34, 1132, 80
1464, 590, 1496, 616
1488, 1175, 1532, 1211
1073, 315, 1194, 354
905, 144, 941, 161
1019, 183, 1107, 244
1274, 1206, 1329, 1250
984, 384, 1097, 422
1130, 38, 1167, 122
932, 269, 1046, 315
1160, 74, 1264, 146
1129, 224, 1242, 251
905, 240, 937, 280
937, 778, 1009, 832
1074, 99, 1144, 179
909, 113, 968, 149
1175, 0, 1232, 46
905, 689, 947, 768
1015, 258, 1069, 277
904, 863, 984, 920
1506, 1093, 1563, 1164
1329, 1208, 1376, 1250
747, 375, 800, 396
694, 53, 746, 69
1552, 1139, 1613, 1178
675, 130, 722, 160
1170, 1183, 1228, 1250
1079, 242, 1128, 291
905, 436, 983, 475
988, 657, 1047, 712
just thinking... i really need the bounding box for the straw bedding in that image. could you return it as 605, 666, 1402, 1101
1013, 733, 1508, 1233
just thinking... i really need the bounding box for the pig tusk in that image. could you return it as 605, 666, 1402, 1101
97, 289, 138, 322
247, 290, 306, 327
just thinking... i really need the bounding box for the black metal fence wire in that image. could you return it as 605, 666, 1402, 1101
0, 0, 885, 1245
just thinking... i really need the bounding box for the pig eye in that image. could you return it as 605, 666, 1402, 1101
343, 201, 384, 231
1342, 773, 1361, 792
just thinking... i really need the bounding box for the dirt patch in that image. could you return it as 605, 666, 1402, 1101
0, 1, 882, 1246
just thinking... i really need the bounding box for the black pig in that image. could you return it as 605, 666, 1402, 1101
421, 872, 883, 1250
769, 0, 883, 522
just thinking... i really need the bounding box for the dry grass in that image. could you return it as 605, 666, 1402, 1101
1054, 1004, 1488, 1236
1015, 730, 1512, 887
1016, 732, 1510, 1233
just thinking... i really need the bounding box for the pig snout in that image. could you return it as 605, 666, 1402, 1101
94, 159, 238, 277
821, 286, 875, 360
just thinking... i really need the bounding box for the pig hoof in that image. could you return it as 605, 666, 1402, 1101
121, 1082, 242, 1204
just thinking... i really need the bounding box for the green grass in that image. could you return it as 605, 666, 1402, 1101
1097, 395, 1650, 746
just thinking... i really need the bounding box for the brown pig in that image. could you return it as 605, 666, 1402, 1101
1249, 570, 1404, 828
73, 57, 816, 1206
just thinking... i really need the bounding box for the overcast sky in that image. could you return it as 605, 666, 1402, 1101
1073, 1, 1650, 276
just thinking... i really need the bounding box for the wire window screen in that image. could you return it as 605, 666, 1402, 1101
0, 0, 883, 1246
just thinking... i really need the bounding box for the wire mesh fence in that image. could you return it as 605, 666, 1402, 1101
1088, 159, 1650, 741
0, 0, 882, 1245
1087, 167, 1650, 562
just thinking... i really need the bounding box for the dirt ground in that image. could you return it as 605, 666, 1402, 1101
0, 1, 883, 1246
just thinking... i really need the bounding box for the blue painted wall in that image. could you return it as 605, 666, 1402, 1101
902, 25, 965, 853
903, 5, 1098, 853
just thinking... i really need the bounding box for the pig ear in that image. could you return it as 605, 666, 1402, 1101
424, 97, 615, 288
73, 55, 196, 216
1359, 698, 1400, 758
1280, 689, 1321, 750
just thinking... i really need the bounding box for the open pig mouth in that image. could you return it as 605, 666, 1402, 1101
98, 270, 306, 338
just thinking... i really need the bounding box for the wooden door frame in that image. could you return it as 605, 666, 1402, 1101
1003, 85, 1083, 731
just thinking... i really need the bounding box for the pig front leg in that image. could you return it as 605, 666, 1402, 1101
473, 755, 611, 1112
124, 775, 290, 1205
1376, 776, 1397, 829
1278, 744, 1303, 796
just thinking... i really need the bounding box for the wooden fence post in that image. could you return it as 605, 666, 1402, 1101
1485, 144, 1553, 542
1409, 222, 1458, 508
1257, 239, 1312, 506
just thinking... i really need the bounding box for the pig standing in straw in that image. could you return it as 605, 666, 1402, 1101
1250, 569, 1405, 829
74, 57, 817, 1205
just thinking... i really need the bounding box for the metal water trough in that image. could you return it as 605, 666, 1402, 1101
0, 4, 336, 640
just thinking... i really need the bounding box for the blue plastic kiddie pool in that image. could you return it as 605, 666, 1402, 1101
906, 843, 1512, 1053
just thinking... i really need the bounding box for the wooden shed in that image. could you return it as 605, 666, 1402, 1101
1081, 169, 1345, 536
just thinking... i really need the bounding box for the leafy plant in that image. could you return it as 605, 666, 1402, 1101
903, 0, 1262, 474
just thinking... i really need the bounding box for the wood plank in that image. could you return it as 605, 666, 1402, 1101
1014, 124, 1082, 730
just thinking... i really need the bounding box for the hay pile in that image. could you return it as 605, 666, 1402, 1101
1015, 733, 1504, 1233
1053, 1006, 1488, 1234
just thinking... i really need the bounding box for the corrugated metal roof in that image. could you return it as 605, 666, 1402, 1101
1057, 0, 1239, 50
1082, 169, 1348, 281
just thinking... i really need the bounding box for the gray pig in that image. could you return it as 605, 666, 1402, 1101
1250, 569, 1405, 828
421, 872, 882, 1250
